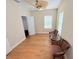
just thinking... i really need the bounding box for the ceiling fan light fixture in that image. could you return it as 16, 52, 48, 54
35, 0, 48, 10
39, 8, 43, 10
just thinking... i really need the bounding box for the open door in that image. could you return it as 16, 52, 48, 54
22, 16, 29, 38
22, 16, 35, 38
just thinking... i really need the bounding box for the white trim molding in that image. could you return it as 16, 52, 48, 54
7, 38, 25, 55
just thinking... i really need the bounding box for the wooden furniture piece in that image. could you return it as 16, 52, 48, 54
52, 39, 70, 59
49, 30, 70, 59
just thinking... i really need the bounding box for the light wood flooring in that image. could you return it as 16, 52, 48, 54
7, 34, 52, 59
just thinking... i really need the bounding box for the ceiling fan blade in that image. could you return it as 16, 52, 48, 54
25, 0, 48, 9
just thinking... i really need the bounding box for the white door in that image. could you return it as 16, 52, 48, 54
27, 16, 35, 35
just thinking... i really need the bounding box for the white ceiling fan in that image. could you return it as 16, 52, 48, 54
14, 0, 62, 10
24, 0, 48, 10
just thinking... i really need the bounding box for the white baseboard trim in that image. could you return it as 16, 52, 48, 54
29, 33, 36, 35
7, 38, 25, 55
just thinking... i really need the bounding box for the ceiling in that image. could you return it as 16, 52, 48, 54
47, 0, 62, 9
15, 0, 62, 10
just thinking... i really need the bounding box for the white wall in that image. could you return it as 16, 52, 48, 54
6, 38, 10, 54
58, 0, 73, 59
6, 0, 31, 54
31, 9, 57, 33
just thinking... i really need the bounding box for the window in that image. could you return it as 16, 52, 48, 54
57, 11, 64, 35
44, 16, 53, 29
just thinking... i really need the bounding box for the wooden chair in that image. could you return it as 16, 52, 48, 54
53, 38, 70, 59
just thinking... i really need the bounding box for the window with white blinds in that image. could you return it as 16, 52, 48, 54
44, 16, 53, 29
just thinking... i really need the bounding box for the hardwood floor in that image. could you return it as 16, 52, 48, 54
7, 34, 52, 59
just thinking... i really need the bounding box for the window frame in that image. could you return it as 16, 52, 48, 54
44, 16, 53, 29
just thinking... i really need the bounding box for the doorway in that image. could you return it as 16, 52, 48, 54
21, 16, 29, 38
